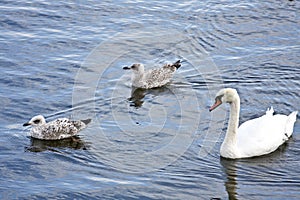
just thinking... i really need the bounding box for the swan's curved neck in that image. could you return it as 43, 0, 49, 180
224, 96, 240, 146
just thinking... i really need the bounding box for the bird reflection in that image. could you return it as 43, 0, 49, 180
128, 86, 170, 108
128, 87, 146, 108
220, 142, 290, 200
220, 158, 239, 200
25, 136, 89, 152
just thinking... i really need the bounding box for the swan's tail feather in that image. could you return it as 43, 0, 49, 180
285, 111, 298, 138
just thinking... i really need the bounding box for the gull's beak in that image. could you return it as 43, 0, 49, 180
209, 98, 222, 112
23, 122, 31, 126
123, 66, 131, 70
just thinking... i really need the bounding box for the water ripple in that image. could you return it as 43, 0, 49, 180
0, 0, 299, 199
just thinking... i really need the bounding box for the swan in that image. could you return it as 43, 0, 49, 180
209, 88, 298, 159
23, 115, 91, 140
123, 60, 181, 89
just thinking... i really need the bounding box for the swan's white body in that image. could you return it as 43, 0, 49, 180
210, 88, 297, 159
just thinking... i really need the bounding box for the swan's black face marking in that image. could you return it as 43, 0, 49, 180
209, 94, 224, 112
216, 94, 224, 103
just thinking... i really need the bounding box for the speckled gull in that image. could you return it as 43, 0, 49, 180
23, 115, 91, 140
123, 60, 181, 89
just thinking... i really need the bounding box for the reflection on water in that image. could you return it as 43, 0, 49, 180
128, 86, 174, 108
128, 87, 146, 108
1, 0, 299, 199
220, 158, 239, 200
220, 143, 291, 200
25, 136, 88, 152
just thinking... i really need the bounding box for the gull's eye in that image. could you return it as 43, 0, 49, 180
33, 119, 40, 124
131, 65, 136, 69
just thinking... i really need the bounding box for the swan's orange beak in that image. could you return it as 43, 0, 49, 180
209, 98, 222, 112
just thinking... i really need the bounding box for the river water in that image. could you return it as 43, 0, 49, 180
1, 0, 299, 199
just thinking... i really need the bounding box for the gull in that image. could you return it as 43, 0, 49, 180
123, 60, 181, 89
23, 115, 91, 140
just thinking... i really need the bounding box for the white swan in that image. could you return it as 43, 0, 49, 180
123, 60, 181, 89
23, 115, 91, 140
209, 88, 298, 159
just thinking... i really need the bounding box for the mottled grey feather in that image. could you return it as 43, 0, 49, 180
24, 115, 91, 140
125, 60, 181, 89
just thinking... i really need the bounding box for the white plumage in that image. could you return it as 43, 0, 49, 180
23, 115, 91, 140
123, 60, 181, 89
209, 88, 298, 159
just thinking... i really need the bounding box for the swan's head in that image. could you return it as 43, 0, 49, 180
23, 115, 46, 126
123, 63, 145, 74
209, 88, 239, 112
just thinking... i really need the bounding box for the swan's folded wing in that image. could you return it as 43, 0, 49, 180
237, 114, 288, 157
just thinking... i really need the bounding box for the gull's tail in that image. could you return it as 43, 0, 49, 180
81, 119, 92, 125
72, 118, 92, 131
172, 60, 181, 69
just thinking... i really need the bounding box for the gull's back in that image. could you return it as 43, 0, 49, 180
31, 118, 88, 140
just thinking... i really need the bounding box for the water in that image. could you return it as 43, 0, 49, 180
1, 0, 299, 199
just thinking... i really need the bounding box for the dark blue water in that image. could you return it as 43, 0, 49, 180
1, 1, 299, 199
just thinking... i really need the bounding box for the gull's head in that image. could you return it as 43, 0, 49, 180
123, 63, 144, 74
209, 88, 239, 112
23, 115, 46, 126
